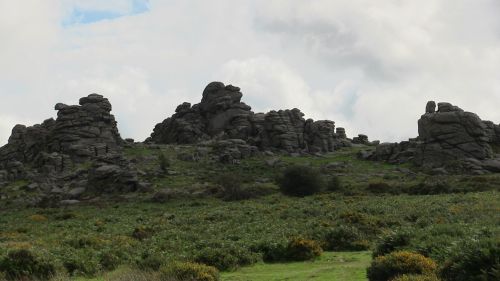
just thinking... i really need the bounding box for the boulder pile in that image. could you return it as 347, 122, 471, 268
362, 101, 500, 173
150, 82, 369, 158
0, 94, 142, 203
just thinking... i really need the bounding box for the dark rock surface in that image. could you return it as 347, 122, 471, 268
363, 101, 500, 173
150, 82, 362, 155
0, 94, 141, 201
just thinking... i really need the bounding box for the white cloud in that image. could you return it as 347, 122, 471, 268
1, 0, 500, 145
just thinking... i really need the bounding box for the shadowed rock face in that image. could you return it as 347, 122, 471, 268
0, 94, 141, 199
415, 102, 493, 166
150, 82, 351, 153
365, 100, 500, 173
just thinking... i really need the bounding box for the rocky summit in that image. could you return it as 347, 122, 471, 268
363, 101, 500, 174
150, 81, 369, 160
0, 94, 143, 206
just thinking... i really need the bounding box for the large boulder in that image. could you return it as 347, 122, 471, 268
150, 82, 359, 154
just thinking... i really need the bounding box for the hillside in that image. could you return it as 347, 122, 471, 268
0, 82, 499, 281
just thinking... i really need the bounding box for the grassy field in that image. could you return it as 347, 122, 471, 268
221, 252, 371, 281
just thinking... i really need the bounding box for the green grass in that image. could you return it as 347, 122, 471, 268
222, 252, 370, 281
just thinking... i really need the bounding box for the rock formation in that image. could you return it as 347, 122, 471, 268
0, 94, 142, 203
363, 101, 500, 173
150, 82, 364, 156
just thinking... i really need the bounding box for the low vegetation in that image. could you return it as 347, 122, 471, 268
0, 145, 498, 280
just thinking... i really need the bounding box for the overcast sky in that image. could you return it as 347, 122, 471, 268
1, 0, 500, 145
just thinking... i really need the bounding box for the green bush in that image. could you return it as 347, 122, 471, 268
367, 182, 398, 194
132, 226, 154, 241
373, 230, 411, 257
160, 262, 219, 281
0, 249, 55, 281
136, 252, 164, 271
278, 165, 324, 197
323, 226, 370, 251
99, 251, 121, 271
259, 237, 322, 262
407, 182, 452, 195
390, 274, 441, 281
286, 237, 323, 261
215, 173, 249, 201
440, 238, 500, 281
194, 245, 259, 271
326, 175, 343, 192
158, 152, 170, 172
63, 250, 100, 277
367, 251, 437, 281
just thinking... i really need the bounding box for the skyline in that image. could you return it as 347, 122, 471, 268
1, 0, 500, 145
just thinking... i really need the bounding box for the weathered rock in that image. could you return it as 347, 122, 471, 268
150, 82, 362, 154
0, 94, 142, 197
368, 100, 500, 173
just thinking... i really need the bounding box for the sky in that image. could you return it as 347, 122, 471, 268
1, 0, 500, 145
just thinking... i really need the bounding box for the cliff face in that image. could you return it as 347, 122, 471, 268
150, 82, 358, 154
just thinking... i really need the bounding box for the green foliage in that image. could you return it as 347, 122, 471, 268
323, 225, 370, 251
194, 244, 259, 271
99, 251, 121, 271
160, 261, 220, 281
136, 252, 164, 271
367, 181, 398, 194
0, 249, 55, 281
260, 237, 323, 262
62, 249, 101, 277
132, 226, 154, 241
373, 230, 412, 257
390, 274, 441, 281
285, 237, 323, 261
158, 152, 170, 172
326, 175, 343, 192
278, 165, 324, 196
367, 251, 438, 281
440, 238, 500, 281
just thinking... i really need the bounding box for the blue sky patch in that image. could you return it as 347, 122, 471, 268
63, 0, 149, 26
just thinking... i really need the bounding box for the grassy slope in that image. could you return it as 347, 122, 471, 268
0, 145, 499, 280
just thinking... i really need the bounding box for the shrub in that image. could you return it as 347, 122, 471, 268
407, 182, 452, 195
390, 274, 441, 281
160, 262, 219, 281
132, 226, 153, 241
215, 173, 248, 201
278, 165, 324, 196
158, 152, 170, 172
136, 252, 164, 271
0, 249, 55, 280
259, 241, 289, 263
99, 251, 121, 271
326, 175, 343, 192
367, 182, 397, 194
194, 245, 259, 271
286, 237, 323, 261
323, 226, 370, 251
440, 238, 500, 281
367, 251, 438, 281
28, 214, 48, 222
373, 230, 411, 257
63, 250, 100, 277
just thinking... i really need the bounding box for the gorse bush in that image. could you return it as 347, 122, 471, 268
136, 252, 164, 271
158, 152, 170, 172
326, 175, 343, 192
286, 237, 323, 261
259, 237, 323, 262
367, 251, 438, 281
194, 245, 259, 271
373, 230, 412, 257
0, 249, 55, 281
63, 249, 100, 277
390, 274, 441, 281
440, 238, 500, 281
278, 165, 324, 196
160, 262, 219, 281
323, 225, 370, 251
